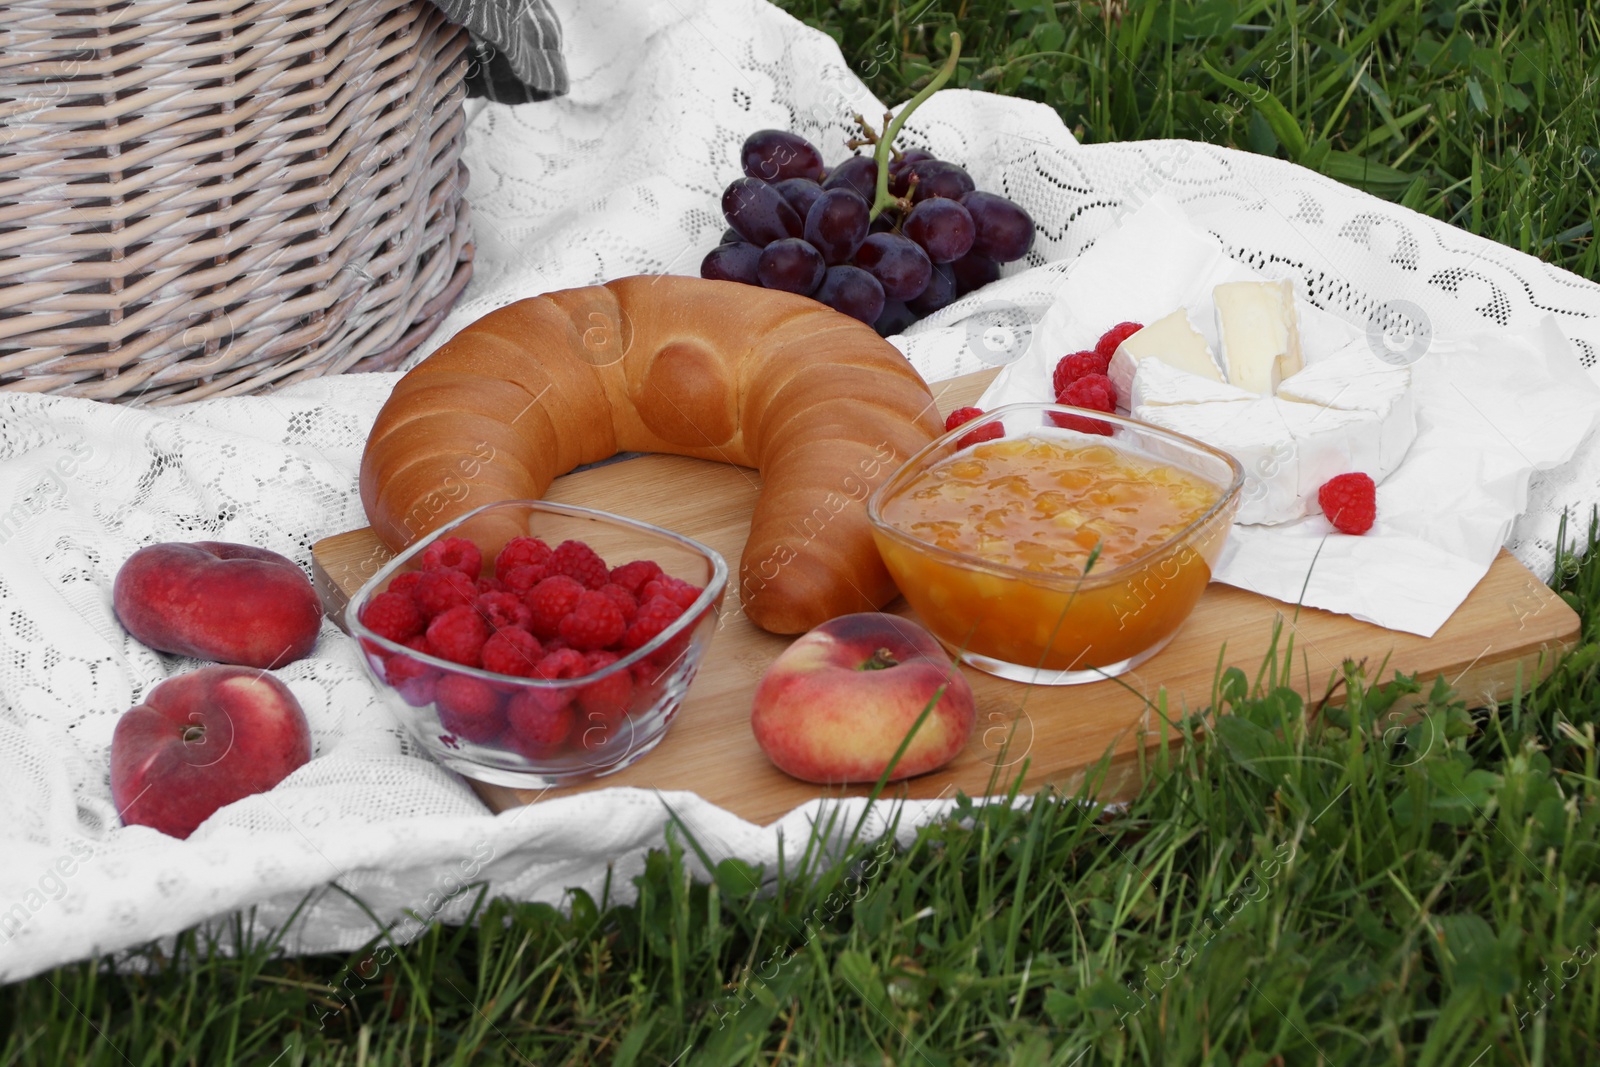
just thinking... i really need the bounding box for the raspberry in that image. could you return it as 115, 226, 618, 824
945, 406, 986, 432
640, 575, 703, 611
394, 674, 438, 708
944, 406, 1002, 450
413, 570, 477, 617
383, 646, 438, 707
1052, 349, 1109, 395
1061, 372, 1116, 411
559, 591, 627, 651
495, 536, 553, 580
1093, 321, 1144, 361
505, 649, 586, 754
434, 675, 505, 742
525, 575, 586, 638
360, 591, 424, 643
385, 637, 439, 707
1318, 473, 1377, 535
1050, 372, 1118, 436
536, 647, 590, 680
631, 658, 663, 689
481, 628, 544, 677
621, 594, 686, 652
960, 424, 1005, 449
386, 571, 423, 601
425, 606, 490, 667
505, 690, 575, 753
501, 563, 549, 596
583, 647, 621, 671
420, 537, 482, 578
651, 631, 694, 671
476, 577, 507, 595
608, 559, 665, 597
549, 540, 610, 590
576, 651, 634, 721
1049, 413, 1114, 436
598, 583, 639, 625
474, 591, 532, 632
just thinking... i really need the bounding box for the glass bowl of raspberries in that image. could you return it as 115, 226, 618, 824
346, 499, 728, 788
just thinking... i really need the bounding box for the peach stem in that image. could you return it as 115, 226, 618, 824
860, 648, 899, 671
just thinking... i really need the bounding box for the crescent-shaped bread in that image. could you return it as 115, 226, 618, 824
359, 275, 944, 633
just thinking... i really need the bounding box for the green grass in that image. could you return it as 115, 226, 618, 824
5, 2, 1600, 1063
785, 0, 1600, 276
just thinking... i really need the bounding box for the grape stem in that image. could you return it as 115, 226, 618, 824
845, 111, 893, 152
866, 31, 963, 221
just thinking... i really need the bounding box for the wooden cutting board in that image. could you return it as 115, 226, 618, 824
314, 370, 1580, 825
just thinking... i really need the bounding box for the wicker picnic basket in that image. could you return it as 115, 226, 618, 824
0, 0, 475, 403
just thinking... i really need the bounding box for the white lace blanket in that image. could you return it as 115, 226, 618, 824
3, 0, 1597, 982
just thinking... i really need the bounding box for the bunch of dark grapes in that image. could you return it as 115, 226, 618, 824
701, 129, 1035, 336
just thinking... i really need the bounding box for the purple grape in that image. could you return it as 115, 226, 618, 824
720, 226, 741, 244
804, 188, 870, 266
961, 191, 1035, 263
874, 299, 918, 337
822, 155, 879, 204
906, 263, 957, 316
888, 149, 937, 196
756, 238, 825, 295
701, 241, 763, 285
869, 208, 901, 234
950, 251, 1000, 295
854, 232, 932, 301
907, 160, 976, 202
723, 177, 803, 246
816, 265, 886, 325
741, 129, 825, 183
774, 177, 825, 221
903, 198, 975, 263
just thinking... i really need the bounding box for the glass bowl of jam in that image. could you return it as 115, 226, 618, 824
867, 403, 1244, 685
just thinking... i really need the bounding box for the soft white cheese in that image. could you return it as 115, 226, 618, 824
1214, 280, 1304, 395
1135, 395, 1386, 525
1135, 399, 1297, 525
1272, 398, 1385, 503
1108, 308, 1224, 403
1128, 357, 1256, 409
1277, 340, 1417, 475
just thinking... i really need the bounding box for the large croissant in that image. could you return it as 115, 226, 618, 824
359, 275, 944, 633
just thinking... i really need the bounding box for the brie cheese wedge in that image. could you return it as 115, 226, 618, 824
1128, 357, 1256, 408
1271, 397, 1386, 503
1277, 341, 1417, 473
1135, 397, 1380, 525
1215, 280, 1304, 395
1108, 308, 1225, 401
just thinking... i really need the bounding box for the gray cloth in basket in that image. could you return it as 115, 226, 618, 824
432, 0, 569, 103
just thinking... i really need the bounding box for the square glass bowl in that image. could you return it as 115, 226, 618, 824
347, 499, 728, 788
867, 403, 1243, 685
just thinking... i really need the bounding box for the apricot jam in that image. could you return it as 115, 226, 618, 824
873, 435, 1229, 675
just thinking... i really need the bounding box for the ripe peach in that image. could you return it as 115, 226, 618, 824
751, 613, 975, 783
110, 665, 313, 839
113, 542, 321, 669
